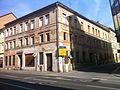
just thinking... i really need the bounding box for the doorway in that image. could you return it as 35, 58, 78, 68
19, 55, 22, 69
46, 53, 52, 71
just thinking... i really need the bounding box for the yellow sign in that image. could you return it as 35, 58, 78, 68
59, 48, 66, 56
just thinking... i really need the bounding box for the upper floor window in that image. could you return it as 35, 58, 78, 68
63, 32, 67, 40
62, 13, 67, 24
25, 37, 28, 46
19, 38, 22, 47
40, 34, 44, 43
5, 43, 8, 50
20, 24, 23, 33
46, 33, 50, 42
25, 22, 28, 31
6, 29, 9, 37
92, 27, 94, 35
81, 22, 84, 30
13, 26, 16, 35
13, 41, 16, 48
31, 36, 34, 45
10, 42, 12, 49
98, 30, 100, 37
39, 17, 43, 27
45, 14, 50, 25
88, 25, 90, 33
31, 20, 35, 30
9, 28, 12, 36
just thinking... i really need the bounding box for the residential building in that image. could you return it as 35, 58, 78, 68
109, 0, 120, 42
0, 13, 16, 68
4, 2, 119, 72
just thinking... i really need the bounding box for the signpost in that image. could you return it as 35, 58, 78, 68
58, 46, 66, 57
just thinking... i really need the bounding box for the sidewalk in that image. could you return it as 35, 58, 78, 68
1, 69, 120, 80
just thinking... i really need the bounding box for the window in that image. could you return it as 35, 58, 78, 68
39, 52, 43, 64
13, 41, 16, 48
46, 33, 50, 41
13, 55, 15, 66
92, 27, 94, 34
10, 42, 12, 49
25, 37, 28, 46
81, 22, 84, 30
13, 26, 16, 35
88, 25, 90, 33
20, 39, 22, 47
20, 24, 23, 33
25, 54, 34, 67
62, 13, 67, 24
31, 36, 34, 45
63, 32, 66, 40
45, 14, 50, 25
6, 29, 9, 37
25, 22, 28, 31
98, 30, 100, 37
95, 29, 97, 35
9, 28, 12, 36
8, 43, 10, 49
31, 20, 35, 29
39, 17, 43, 27
9, 56, 11, 66
6, 43, 8, 49
5, 56, 8, 66
40, 34, 43, 43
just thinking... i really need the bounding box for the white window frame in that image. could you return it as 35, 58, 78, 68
45, 14, 49, 25
31, 20, 35, 30
39, 17, 43, 27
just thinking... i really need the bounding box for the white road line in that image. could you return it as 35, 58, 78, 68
0, 82, 35, 90
33, 78, 57, 83
92, 78, 107, 81
4, 75, 18, 78
87, 85, 120, 90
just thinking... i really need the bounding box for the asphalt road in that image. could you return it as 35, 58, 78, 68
0, 71, 120, 90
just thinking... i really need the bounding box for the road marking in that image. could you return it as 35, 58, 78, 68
87, 85, 120, 90
55, 77, 71, 81
92, 78, 107, 81
0, 82, 35, 90
4, 75, 18, 78
33, 78, 57, 83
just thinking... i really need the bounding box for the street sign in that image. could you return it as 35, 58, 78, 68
58, 47, 66, 56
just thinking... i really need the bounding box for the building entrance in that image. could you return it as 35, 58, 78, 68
46, 53, 52, 71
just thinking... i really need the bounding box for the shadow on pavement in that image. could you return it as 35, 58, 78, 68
0, 78, 73, 90
77, 63, 120, 74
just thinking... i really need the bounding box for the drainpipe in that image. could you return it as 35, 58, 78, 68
56, 4, 59, 72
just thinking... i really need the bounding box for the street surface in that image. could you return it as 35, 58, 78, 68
0, 70, 120, 90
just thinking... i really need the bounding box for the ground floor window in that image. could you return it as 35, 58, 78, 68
25, 54, 34, 67
9, 56, 11, 66
5, 56, 7, 66
39, 52, 43, 65
13, 55, 15, 66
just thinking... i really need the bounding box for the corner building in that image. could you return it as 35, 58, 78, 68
4, 2, 120, 72
0, 13, 16, 68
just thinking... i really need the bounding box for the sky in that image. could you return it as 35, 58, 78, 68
0, 0, 114, 29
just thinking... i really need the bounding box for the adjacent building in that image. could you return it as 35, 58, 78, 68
0, 13, 16, 68
109, 0, 120, 42
3, 2, 120, 72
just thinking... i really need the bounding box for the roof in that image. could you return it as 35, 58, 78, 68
0, 12, 17, 30
5, 1, 111, 31
0, 12, 17, 19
